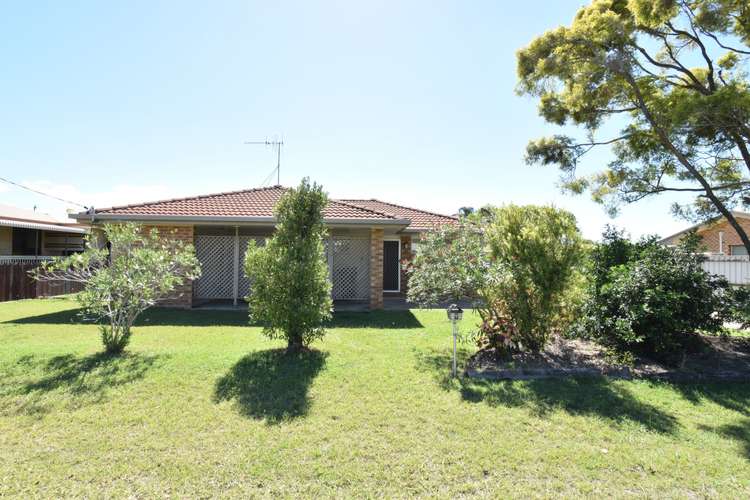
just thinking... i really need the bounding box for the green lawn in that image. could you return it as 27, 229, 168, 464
1, 298, 749, 498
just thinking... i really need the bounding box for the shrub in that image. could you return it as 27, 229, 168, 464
485, 205, 585, 352
33, 223, 201, 354
407, 205, 584, 353
580, 228, 732, 363
405, 219, 490, 306
244, 178, 332, 352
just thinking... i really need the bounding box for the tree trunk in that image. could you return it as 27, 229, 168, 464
287, 334, 304, 354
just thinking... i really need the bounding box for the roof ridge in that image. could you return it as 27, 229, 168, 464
332, 199, 397, 219
340, 198, 457, 221
96, 185, 287, 213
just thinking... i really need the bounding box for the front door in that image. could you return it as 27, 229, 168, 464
383, 240, 400, 292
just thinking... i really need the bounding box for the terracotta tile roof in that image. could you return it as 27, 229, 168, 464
81, 186, 456, 231
91, 186, 401, 222
339, 199, 457, 231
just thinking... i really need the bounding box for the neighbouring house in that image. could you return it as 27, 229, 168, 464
0, 204, 88, 302
0, 203, 87, 258
70, 186, 456, 309
660, 212, 750, 286
660, 211, 750, 255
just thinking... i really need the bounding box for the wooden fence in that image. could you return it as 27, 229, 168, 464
701, 255, 750, 285
0, 257, 82, 302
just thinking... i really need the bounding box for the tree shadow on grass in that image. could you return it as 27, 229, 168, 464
213, 349, 328, 424
329, 310, 423, 329
678, 385, 750, 461
414, 347, 678, 435
5, 307, 423, 329
0, 352, 162, 416
702, 419, 750, 460
662, 382, 750, 415
2, 307, 249, 328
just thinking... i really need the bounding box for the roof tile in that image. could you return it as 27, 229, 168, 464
339, 199, 457, 230
90, 186, 456, 230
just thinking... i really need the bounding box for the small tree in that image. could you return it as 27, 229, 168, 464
244, 178, 332, 353
33, 223, 201, 354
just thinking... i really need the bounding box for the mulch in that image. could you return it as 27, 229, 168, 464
465, 334, 750, 382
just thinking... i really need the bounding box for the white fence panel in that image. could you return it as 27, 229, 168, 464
701, 255, 750, 285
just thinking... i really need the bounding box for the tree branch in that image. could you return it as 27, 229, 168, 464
617, 59, 750, 253
666, 20, 717, 91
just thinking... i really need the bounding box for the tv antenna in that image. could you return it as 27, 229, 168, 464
244, 138, 284, 186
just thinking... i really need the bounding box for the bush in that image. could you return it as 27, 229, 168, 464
405, 219, 489, 305
33, 223, 201, 354
723, 285, 750, 330
485, 205, 585, 352
244, 178, 332, 352
580, 228, 732, 363
407, 205, 584, 353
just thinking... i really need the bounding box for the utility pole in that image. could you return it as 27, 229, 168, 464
244, 138, 284, 186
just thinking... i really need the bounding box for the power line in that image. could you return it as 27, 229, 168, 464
0, 175, 88, 209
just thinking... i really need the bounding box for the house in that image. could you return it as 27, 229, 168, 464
660, 211, 750, 255
0, 204, 88, 302
70, 186, 456, 309
0, 203, 87, 259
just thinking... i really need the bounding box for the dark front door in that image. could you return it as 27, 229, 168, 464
383, 240, 400, 292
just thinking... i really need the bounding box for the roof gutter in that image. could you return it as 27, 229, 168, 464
0, 218, 88, 234
71, 212, 411, 226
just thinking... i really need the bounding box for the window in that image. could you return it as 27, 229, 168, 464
730, 245, 748, 256
11, 228, 41, 256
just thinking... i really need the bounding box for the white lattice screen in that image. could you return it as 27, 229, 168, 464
328, 237, 370, 300
195, 233, 370, 302
194, 235, 235, 299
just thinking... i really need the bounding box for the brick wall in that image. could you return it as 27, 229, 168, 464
142, 224, 195, 308
695, 219, 750, 255
369, 228, 384, 309
668, 219, 750, 255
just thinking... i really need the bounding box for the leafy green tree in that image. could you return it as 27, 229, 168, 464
244, 178, 332, 353
33, 223, 201, 354
457, 206, 475, 218
518, 0, 750, 253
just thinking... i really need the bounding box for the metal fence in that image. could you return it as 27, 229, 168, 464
701, 255, 750, 285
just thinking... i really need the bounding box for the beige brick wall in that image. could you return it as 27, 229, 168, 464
370, 228, 384, 309
141, 224, 195, 308
695, 219, 750, 255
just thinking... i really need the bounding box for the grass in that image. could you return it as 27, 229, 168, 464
1, 299, 749, 497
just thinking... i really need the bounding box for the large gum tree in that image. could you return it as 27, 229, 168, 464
517, 0, 750, 252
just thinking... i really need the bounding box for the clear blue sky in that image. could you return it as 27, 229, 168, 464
0, 0, 688, 240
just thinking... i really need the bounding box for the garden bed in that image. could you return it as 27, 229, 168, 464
466, 334, 750, 381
